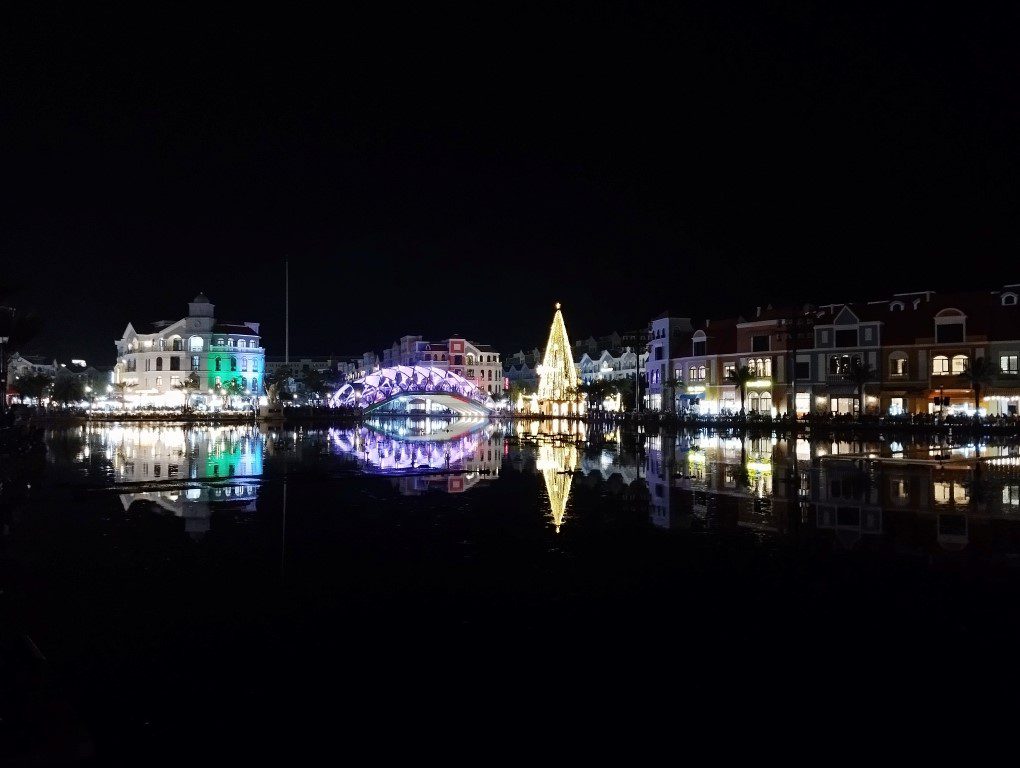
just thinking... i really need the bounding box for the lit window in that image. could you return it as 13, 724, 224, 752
1001, 355, 1018, 375
932, 355, 950, 375
951, 355, 968, 374
890, 354, 907, 376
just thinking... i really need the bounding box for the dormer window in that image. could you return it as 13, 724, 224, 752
1003, 293, 1018, 306
935, 308, 965, 344
890, 301, 905, 311
692, 330, 706, 357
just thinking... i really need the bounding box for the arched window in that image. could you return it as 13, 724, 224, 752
189, 336, 203, 352
748, 392, 760, 412
932, 355, 950, 375
952, 355, 968, 374
238, 340, 246, 349
764, 358, 772, 377
155, 357, 163, 371
242, 358, 248, 372
228, 339, 235, 347
215, 358, 221, 372
890, 301, 905, 311
698, 365, 706, 380
760, 392, 772, 413
230, 357, 237, 372
689, 366, 696, 381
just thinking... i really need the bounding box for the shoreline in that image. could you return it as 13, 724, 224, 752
12, 409, 1020, 436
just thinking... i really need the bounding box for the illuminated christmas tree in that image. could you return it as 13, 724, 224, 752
537, 303, 579, 403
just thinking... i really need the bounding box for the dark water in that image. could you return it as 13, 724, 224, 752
6, 417, 1020, 760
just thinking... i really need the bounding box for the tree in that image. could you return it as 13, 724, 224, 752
112, 381, 136, 407
615, 378, 636, 411
964, 356, 995, 414
51, 374, 84, 406
217, 379, 245, 409
844, 359, 878, 417
12, 372, 52, 405
662, 375, 684, 414
725, 365, 755, 415
0, 286, 43, 351
508, 383, 526, 411
300, 368, 331, 402
174, 371, 201, 412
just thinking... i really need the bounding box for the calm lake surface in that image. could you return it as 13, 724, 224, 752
6, 416, 1020, 759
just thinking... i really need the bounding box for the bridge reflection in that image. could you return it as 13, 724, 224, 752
328, 417, 505, 494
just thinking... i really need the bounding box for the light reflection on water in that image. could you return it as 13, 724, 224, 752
40, 419, 1020, 552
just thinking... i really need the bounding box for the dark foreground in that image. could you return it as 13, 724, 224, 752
4, 421, 1020, 762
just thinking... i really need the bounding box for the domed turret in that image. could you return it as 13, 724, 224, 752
188, 293, 215, 318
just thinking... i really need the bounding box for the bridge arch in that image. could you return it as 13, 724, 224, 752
329, 365, 494, 416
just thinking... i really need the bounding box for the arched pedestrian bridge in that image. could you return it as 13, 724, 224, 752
328, 365, 494, 416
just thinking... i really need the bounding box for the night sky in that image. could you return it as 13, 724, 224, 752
3, 4, 1018, 364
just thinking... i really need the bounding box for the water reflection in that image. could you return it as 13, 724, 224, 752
50, 423, 267, 539
645, 429, 1020, 555
39, 420, 1020, 557
328, 416, 504, 494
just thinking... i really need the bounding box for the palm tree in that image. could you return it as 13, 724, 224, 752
725, 365, 755, 415
844, 359, 877, 417
174, 371, 201, 413
112, 381, 135, 408
663, 375, 684, 414
964, 356, 995, 414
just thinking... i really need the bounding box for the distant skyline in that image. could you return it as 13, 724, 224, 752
4, 4, 1018, 363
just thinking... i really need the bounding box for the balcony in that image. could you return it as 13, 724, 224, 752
209, 344, 264, 352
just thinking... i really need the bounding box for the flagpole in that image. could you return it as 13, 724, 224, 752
285, 260, 289, 366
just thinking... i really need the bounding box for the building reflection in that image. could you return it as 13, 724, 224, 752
76, 423, 265, 539
646, 427, 1020, 556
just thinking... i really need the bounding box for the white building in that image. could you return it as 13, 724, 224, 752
576, 347, 648, 385
113, 294, 265, 407
6, 353, 59, 384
